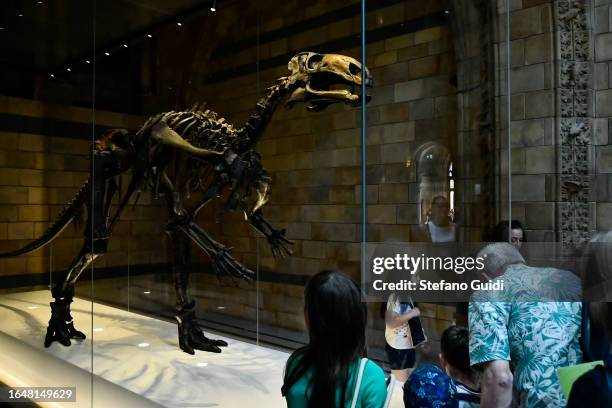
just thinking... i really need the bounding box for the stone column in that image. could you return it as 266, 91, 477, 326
555, 0, 594, 247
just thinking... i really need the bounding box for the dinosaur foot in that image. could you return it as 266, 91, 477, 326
44, 298, 86, 348
176, 305, 227, 355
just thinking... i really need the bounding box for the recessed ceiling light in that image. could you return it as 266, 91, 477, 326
217, 306, 226, 310
85, 60, 91, 64
122, 43, 128, 48
177, 22, 182, 27
445, 10, 449, 14
18, 13, 23, 17
49, 73, 55, 78
104, 52, 110, 56
143, 291, 151, 294
147, 34, 152, 38
0, 27, 4, 31
210, 7, 216, 12
137, 342, 150, 348
66, 67, 71, 72
210, 0, 217, 12
38, 1, 43, 4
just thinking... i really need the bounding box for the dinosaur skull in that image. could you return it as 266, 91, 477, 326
285, 52, 372, 112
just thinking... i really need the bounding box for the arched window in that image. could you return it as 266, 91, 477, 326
414, 142, 452, 224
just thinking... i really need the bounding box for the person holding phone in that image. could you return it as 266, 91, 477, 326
385, 292, 424, 383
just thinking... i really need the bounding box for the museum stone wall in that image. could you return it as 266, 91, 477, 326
594, 0, 612, 230
166, 0, 459, 346
0, 96, 166, 293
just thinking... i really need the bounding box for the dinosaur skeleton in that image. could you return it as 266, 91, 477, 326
0, 52, 372, 354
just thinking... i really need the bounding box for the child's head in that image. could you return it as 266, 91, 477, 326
439, 325, 472, 380
404, 364, 457, 408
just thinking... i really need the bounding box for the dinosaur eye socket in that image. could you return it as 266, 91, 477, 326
306, 54, 323, 69
349, 63, 361, 75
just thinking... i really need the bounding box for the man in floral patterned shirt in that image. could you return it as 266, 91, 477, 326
468, 243, 582, 407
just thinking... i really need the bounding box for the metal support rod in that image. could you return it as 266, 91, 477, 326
361, 0, 367, 291
506, 0, 512, 242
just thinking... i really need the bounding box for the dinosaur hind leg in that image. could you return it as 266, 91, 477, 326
169, 228, 227, 354
45, 241, 105, 348
45, 147, 123, 348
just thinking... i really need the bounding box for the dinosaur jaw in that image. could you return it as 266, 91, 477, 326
286, 71, 372, 112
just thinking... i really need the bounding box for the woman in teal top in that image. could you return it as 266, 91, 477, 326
281, 270, 388, 408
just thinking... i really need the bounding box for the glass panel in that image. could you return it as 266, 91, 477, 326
249, 0, 365, 348
88, 1, 273, 406
362, 0, 511, 389
0, 0, 95, 403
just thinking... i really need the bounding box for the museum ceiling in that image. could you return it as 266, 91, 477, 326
0, 0, 209, 71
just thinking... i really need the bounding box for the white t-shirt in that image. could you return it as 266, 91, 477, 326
427, 221, 456, 242
384, 294, 414, 350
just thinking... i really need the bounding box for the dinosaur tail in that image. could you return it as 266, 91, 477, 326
0, 181, 89, 258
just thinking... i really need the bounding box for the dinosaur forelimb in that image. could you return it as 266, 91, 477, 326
181, 222, 255, 282
249, 210, 293, 259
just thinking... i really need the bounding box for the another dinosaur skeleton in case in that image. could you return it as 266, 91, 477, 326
0, 52, 372, 354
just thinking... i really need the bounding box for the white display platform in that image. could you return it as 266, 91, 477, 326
0, 290, 290, 407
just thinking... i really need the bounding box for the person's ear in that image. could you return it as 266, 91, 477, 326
439, 353, 447, 371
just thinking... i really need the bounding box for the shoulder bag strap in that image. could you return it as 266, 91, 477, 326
383, 374, 396, 408
350, 358, 368, 408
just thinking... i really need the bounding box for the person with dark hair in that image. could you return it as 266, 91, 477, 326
282, 270, 388, 408
489, 220, 525, 250
439, 326, 480, 407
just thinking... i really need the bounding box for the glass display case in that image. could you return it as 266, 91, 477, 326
0, 0, 609, 407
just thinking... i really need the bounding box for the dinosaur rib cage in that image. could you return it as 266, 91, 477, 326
156, 109, 241, 198
164, 109, 239, 151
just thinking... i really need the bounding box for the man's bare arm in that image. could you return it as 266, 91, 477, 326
480, 360, 513, 408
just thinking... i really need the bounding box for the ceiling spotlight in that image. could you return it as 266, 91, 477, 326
104, 52, 110, 56
143, 291, 151, 294
49, 73, 55, 78
177, 22, 182, 27
18, 13, 23, 17
38, 1, 43, 4
147, 33, 152, 38
85, 60, 91, 64
0, 27, 4, 31
444, 10, 449, 14
210, 0, 217, 12
66, 67, 71, 72
122, 43, 128, 48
